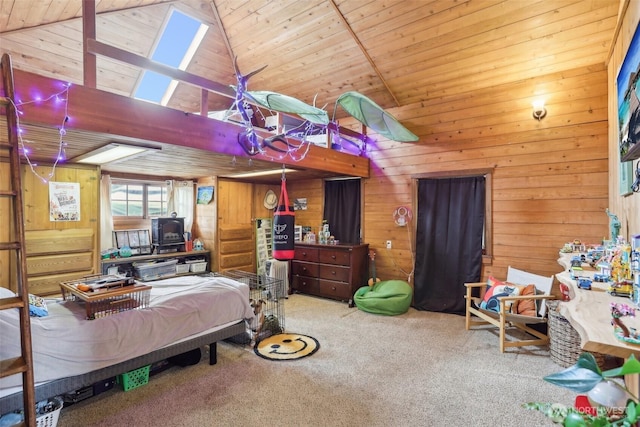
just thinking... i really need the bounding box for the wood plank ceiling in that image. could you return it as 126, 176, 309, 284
0, 0, 620, 180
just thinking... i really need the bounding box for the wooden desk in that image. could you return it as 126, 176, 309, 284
555, 271, 640, 360
556, 252, 640, 394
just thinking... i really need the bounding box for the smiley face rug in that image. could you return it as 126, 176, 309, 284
254, 333, 320, 361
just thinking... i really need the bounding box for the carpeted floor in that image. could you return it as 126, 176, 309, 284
57, 294, 578, 426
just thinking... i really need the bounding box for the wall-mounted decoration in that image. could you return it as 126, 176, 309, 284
294, 198, 307, 210
196, 186, 214, 205
49, 181, 80, 221
617, 21, 639, 195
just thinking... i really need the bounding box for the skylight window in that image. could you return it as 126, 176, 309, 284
134, 9, 208, 106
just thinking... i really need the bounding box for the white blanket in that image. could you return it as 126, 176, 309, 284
0, 275, 254, 394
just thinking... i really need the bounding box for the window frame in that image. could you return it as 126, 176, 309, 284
111, 179, 169, 220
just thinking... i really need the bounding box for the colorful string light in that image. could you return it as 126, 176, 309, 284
9, 82, 71, 183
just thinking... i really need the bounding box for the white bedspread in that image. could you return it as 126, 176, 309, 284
0, 275, 254, 394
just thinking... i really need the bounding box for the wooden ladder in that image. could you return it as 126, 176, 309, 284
0, 53, 36, 425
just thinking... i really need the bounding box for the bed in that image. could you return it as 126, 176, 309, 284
0, 274, 255, 414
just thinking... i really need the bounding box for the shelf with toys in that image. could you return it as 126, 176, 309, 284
555, 235, 640, 358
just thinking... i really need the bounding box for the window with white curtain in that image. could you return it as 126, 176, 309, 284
110, 179, 168, 218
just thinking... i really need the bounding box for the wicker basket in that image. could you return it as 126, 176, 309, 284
547, 300, 605, 368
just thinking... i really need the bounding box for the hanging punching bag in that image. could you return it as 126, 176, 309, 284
272, 177, 295, 260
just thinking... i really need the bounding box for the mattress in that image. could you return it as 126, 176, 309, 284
0, 275, 254, 397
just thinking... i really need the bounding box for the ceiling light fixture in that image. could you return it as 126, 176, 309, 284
73, 143, 161, 165
227, 168, 297, 179
532, 100, 547, 121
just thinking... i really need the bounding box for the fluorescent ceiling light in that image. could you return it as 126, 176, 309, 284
227, 168, 298, 179
74, 143, 161, 165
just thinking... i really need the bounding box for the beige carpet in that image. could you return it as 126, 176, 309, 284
57, 294, 578, 426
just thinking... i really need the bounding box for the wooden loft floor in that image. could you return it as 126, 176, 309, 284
1, 68, 369, 182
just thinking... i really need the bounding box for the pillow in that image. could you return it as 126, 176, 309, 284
28, 294, 48, 317
0, 287, 16, 298
513, 284, 537, 316
480, 277, 522, 312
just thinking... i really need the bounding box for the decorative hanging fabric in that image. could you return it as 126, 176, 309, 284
272, 176, 295, 260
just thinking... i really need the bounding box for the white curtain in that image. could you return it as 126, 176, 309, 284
167, 180, 194, 234
100, 174, 114, 251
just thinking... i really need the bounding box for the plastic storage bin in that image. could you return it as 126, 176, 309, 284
175, 263, 190, 274
189, 262, 207, 273
133, 259, 178, 281
117, 365, 150, 391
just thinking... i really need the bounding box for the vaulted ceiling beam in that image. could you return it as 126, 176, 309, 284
82, 0, 97, 88
328, 0, 400, 108
85, 38, 237, 99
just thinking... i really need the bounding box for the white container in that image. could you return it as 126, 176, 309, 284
176, 264, 190, 274
190, 262, 207, 273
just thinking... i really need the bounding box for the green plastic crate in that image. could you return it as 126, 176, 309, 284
117, 365, 150, 391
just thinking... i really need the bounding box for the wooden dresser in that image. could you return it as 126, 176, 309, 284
291, 243, 369, 306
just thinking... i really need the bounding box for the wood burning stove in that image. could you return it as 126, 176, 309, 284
152, 217, 185, 253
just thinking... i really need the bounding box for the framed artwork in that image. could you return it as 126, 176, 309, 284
617, 22, 640, 195
197, 186, 214, 204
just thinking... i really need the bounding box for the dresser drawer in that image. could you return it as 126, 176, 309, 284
291, 260, 319, 277
294, 247, 319, 262
318, 264, 350, 282
319, 279, 352, 300
292, 276, 319, 294
318, 249, 351, 266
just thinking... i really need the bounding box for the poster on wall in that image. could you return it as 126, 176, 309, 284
196, 186, 214, 204
49, 181, 80, 221
617, 22, 640, 195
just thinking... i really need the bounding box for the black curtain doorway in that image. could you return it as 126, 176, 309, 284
413, 176, 485, 314
323, 179, 361, 244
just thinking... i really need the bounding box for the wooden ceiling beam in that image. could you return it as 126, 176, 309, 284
85, 38, 237, 99
82, 0, 96, 88
6, 68, 369, 178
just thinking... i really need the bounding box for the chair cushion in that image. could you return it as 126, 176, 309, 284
480, 277, 538, 317
514, 284, 537, 316
354, 280, 413, 316
480, 277, 521, 312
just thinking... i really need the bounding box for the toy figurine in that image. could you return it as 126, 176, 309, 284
606, 208, 621, 242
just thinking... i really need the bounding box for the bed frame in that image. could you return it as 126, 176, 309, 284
0, 320, 246, 414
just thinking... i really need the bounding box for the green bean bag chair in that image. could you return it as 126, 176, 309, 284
354, 280, 413, 315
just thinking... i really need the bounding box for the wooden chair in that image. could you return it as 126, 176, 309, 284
464, 266, 557, 353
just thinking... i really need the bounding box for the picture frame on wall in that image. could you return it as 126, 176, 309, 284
617, 22, 640, 196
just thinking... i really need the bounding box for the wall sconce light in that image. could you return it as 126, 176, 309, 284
532, 100, 547, 121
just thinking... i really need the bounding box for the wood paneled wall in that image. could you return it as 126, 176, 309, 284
355, 62, 611, 283
213, 179, 254, 273
287, 179, 324, 235
9, 164, 100, 295
607, 2, 640, 239
194, 176, 218, 269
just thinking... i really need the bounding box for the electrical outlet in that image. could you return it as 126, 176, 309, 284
386, 240, 392, 249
